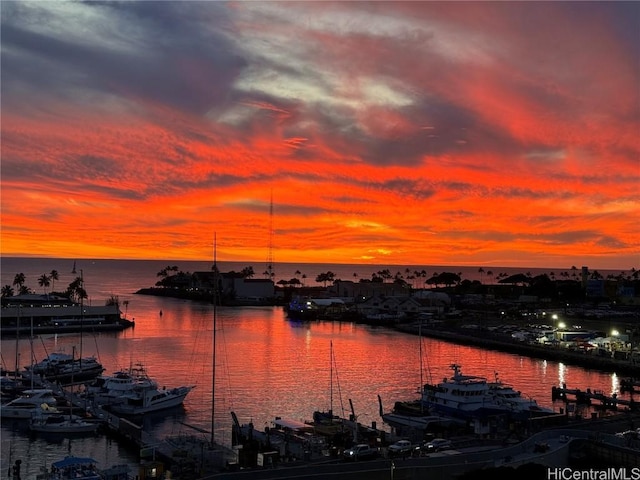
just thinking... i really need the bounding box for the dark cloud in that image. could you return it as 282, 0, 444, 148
1, 2, 246, 115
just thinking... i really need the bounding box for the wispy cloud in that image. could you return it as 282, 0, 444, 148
1, 1, 638, 269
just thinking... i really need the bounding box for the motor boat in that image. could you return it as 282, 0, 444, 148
0, 389, 59, 419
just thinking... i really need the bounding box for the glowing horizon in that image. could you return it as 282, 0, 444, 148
1, 2, 638, 271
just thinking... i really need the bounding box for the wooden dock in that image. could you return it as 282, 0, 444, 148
552, 383, 639, 411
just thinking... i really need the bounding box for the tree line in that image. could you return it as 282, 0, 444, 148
1, 270, 88, 303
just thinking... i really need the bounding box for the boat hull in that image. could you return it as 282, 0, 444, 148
109, 386, 193, 415
30, 422, 99, 434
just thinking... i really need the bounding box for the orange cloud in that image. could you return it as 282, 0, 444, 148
1, 1, 638, 270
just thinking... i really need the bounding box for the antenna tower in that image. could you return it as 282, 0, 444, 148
266, 191, 274, 280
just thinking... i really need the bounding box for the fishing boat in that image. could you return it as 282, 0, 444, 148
36, 455, 131, 480
0, 388, 59, 419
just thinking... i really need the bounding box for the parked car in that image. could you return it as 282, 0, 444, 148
387, 440, 414, 457
423, 438, 452, 452
343, 444, 379, 461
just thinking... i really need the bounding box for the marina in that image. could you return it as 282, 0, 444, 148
1, 258, 639, 477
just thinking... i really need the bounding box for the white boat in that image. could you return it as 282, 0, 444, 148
109, 384, 194, 415
421, 364, 540, 420
26, 352, 104, 383
29, 404, 99, 434
488, 372, 555, 416
0, 389, 58, 419
86, 363, 158, 406
36, 455, 131, 480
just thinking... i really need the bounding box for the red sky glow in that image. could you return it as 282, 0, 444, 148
1, 1, 638, 270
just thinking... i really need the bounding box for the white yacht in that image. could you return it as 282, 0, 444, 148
25, 352, 104, 383
85, 363, 157, 406
109, 384, 194, 416
488, 373, 554, 416
0, 389, 59, 419
421, 364, 550, 420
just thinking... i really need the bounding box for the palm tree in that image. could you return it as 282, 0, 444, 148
67, 276, 88, 303
241, 266, 255, 278
1, 285, 14, 297
49, 270, 59, 292
38, 274, 51, 294
478, 267, 485, 284
486, 270, 494, 284
13, 273, 26, 290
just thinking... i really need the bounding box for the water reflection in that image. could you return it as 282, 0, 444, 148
2, 302, 632, 475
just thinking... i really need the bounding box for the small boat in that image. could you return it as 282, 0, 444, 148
25, 352, 104, 383
0, 388, 58, 419
29, 404, 99, 434
285, 296, 319, 320
36, 456, 131, 480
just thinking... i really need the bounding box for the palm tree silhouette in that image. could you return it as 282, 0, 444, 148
49, 270, 59, 293
38, 274, 51, 295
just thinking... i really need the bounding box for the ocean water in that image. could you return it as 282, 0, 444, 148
0, 257, 631, 477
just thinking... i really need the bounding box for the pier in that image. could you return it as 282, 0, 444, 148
552, 383, 639, 411
25, 375, 236, 477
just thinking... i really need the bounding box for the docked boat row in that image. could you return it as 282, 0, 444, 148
1, 362, 194, 446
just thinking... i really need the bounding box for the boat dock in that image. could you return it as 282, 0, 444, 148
24, 375, 236, 476
552, 383, 639, 411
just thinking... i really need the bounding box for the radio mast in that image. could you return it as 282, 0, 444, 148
265, 190, 275, 281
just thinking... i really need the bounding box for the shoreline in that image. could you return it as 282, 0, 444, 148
393, 322, 640, 377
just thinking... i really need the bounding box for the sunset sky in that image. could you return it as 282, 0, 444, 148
1, 1, 638, 270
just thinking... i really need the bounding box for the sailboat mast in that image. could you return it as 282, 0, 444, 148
419, 320, 424, 414
14, 305, 20, 379
79, 270, 84, 367
330, 341, 333, 416
211, 234, 217, 446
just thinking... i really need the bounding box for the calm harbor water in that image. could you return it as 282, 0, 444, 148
0, 257, 631, 477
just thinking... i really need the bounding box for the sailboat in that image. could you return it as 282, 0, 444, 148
312, 340, 345, 426
25, 272, 104, 383
71, 261, 77, 274
150, 235, 229, 472
1, 309, 59, 419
